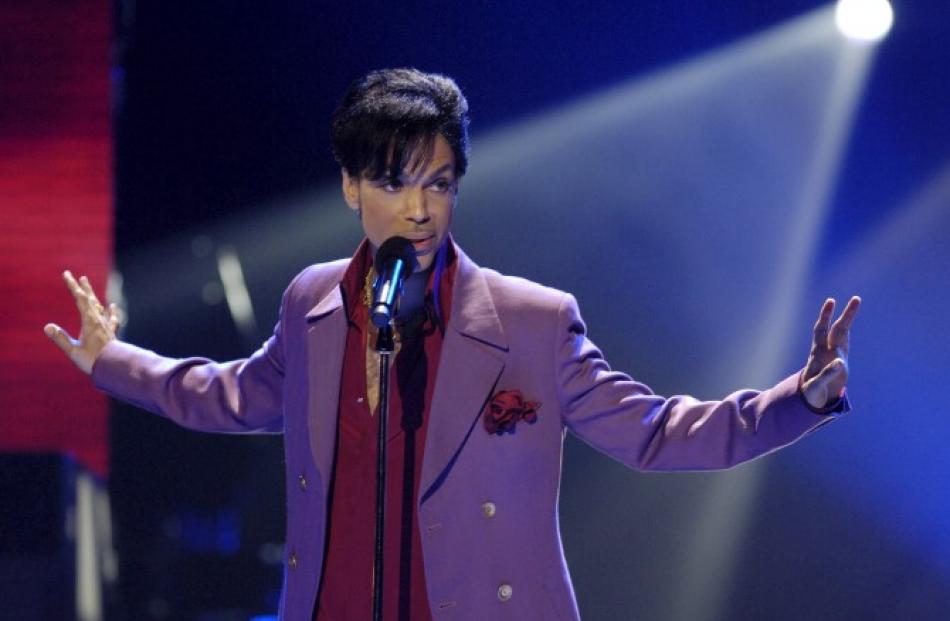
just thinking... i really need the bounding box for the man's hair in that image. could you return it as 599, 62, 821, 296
330, 68, 470, 180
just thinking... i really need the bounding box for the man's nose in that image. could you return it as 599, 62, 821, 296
404, 188, 429, 223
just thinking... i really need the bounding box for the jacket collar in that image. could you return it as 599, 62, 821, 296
304, 236, 508, 354
305, 285, 344, 321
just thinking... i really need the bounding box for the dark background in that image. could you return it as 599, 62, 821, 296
107, 1, 950, 619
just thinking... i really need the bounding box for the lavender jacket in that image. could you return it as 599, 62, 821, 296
92, 242, 844, 620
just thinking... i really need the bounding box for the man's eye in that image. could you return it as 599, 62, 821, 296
430, 178, 452, 193
381, 179, 403, 192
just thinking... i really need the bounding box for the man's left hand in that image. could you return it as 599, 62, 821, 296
801, 295, 861, 410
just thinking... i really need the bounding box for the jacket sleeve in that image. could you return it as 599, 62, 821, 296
554, 293, 848, 471
89, 282, 295, 435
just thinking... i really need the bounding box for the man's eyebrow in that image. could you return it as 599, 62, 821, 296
423, 163, 455, 179
381, 162, 455, 183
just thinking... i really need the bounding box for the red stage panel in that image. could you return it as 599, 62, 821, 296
0, 0, 112, 477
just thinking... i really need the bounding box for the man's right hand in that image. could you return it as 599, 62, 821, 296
44, 270, 119, 375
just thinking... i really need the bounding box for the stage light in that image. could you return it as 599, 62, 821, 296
835, 0, 894, 42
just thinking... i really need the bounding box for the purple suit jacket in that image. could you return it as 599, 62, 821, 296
92, 242, 845, 620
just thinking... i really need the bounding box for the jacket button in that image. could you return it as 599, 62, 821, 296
298, 474, 307, 491
497, 583, 513, 601
481, 501, 496, 518
289, 553, 298, 570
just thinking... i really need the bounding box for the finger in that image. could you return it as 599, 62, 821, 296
830, 295, 862, 343
63, 270, 86, 301
44, 323, 75, 355
812, 298, 835, 349
79, 275, 98, 300
63, 270, 93, 314
79, 275, 107, 315
108, 303, 120, 329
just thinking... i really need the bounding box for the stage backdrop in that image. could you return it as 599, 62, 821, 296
0, 0, 112, 478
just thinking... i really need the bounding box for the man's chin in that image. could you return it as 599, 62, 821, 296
414, 255, 435, 273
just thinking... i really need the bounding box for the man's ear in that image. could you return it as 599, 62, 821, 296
341, 169, 361, 213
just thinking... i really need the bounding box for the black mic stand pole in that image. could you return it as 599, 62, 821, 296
372, 323, 394, 621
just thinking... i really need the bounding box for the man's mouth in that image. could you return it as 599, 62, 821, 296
407, 235, 435, 252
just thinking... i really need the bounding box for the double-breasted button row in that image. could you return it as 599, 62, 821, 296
497, 583, 513, 601
481, 501, 496, 518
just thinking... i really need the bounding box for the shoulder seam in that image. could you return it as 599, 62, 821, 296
553, 291, 573, 426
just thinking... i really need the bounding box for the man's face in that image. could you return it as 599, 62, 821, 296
342, 134, 458, 272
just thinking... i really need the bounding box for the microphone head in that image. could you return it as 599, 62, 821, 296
370, 236, 419, 329
374, 236, 418, 275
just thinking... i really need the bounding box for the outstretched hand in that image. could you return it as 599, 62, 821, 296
44, 270, 119, 375
801, 296, 861, 410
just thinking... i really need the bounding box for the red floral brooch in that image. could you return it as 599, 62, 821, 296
484, 390, 540, 435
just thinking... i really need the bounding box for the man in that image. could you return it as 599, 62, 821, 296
45, 68, 860, 621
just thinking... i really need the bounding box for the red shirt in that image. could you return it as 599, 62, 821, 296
314, 239, 456, 621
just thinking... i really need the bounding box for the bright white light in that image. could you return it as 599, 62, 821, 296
836, 0, 894, 42
216, 246, 257, 338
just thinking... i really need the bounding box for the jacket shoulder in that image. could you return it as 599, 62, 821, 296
479, 267, 571, 316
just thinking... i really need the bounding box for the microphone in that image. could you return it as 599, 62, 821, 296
371, 236, 418, 328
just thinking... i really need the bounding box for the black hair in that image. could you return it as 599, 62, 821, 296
330, 68, 470, 180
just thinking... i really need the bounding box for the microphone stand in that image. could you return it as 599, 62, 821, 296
368, 236, 416, 620
372, 323, 395, 621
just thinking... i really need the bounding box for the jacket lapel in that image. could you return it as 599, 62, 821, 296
298, 246, 508, 505
419, 248, 508, 504
305, 284, 347, 496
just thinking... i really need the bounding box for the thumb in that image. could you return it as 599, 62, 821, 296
44, 323, 75, 356
803, 358, 847, 408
